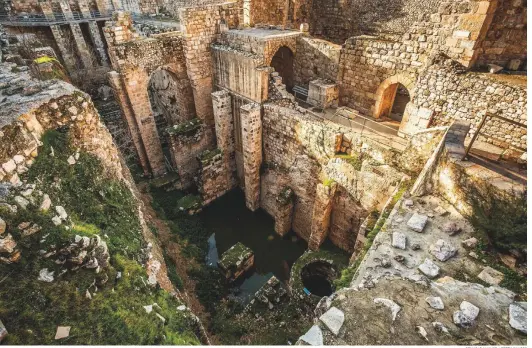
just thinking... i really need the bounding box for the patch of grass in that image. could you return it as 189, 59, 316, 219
336, 153, 366, 171
0, 129, 200, 344
187, 266, 227, 313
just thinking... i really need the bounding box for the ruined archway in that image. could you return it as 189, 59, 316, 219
374, 74, 415, 125
270, 46, 295, 93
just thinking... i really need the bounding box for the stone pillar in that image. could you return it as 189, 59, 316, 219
69, 23, 95, 68
240, 102, 262, 211
58, 0, 74, 20
308, 182, 337, 250
212, 90, 236, 186
108, 71, 151, 175
308, 79, 339, 108
274, 187, 294, 236
87, 21, 110, 67
49, 25, 77, 73
39, 0, 55, 20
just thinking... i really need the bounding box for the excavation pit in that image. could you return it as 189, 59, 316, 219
300, 261, 338, 297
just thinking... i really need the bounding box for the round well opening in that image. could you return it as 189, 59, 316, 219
301, 261, 337, 297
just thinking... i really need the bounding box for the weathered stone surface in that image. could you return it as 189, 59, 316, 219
418, 258, 440, 278
299, 325, 323, 346
14, 196, 29, 209
54, 326, 70, 340
319, 307, 345, 336
0, 217, 6, 234
429, 239, 457, 261
392, 232, 406, 250
508, 303, 527, 334
373, 298, 401, 322
462, 237, 478, 249
432, 321, 449, 334
425, 296, 444, 310
442, 222, 461, 235
55, 206, 68, 220
0, 319, 6, 343
37, 268, 54, 282
407, 213, 428, 232
454, 301, 480, 327
477, 266, 504, 285
416, 326, 428, 341
0, 234, 16, 253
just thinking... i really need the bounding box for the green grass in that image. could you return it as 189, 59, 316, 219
0, 129, 200, 344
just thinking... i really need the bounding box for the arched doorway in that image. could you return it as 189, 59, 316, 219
270, 46, 295, 93
375, 82, 411, 123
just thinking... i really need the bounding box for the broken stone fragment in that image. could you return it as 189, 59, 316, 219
55, 206, 68, 220
508, 303, 527, 334
425, 296, 444, 310
319, 306, 345, 336
14, 196, 29, 209
477, 266, 504, 285
1, 160, 16, 174
177, 305, 187, 311
453, 301, 479, 327
434, 206, 448, 216
0, 319, 7, 343
432, 321, 449, 334
392, 232, 406, 250
52, 216, 62, 226
429, 239, 457, 261
373, 298, 401, 321
407, 213, 428, 232
411, 243, 421, 251
404, 199, 414, 207
0, 234, 16, 253
298, 325, 323, 346
67, 156, 76, 165
39, 194, 51, 212
21, 224, 42, 237
418, 258, 440, 278
54, 326, 70, 340
442, 222, 461, 235
155, 313, 166, 324
37, 268, 54, 282
416, 326, 428, 341
0, 218, 6, 234
143, 304, 153, 314
461, 237, 478, 249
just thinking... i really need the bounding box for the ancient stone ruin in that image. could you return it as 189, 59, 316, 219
0, 0, 527, 345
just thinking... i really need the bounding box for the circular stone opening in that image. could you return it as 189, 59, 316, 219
300, 261, 337, 297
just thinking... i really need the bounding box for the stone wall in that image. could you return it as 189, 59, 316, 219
293, 35, 340, 87
475, 0, 527, 69
410, 55, 527, 151
249, 0, 287, 26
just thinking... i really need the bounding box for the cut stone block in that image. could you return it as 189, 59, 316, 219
392, 232, 406, 250
55, 326, 71, 340
477, 266, 504, 285
319, 306, 345, 336
461, 301, 480, 320
429, 239, 457, 261
407, 213, 428, 232
299, 325, 323, 345
418, 258, 440, 278
217, 242, 254, 281
462, 237, 478, 249
374, 298, 401, 321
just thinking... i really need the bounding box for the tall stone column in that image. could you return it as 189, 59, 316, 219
49, 25, 77, 72
212, 90, 237, 187
69, 23, 95, 68
108, 71, 151, 175
308, 182, 337, 250
87, 21, 110, 67
240, 102, 262, 211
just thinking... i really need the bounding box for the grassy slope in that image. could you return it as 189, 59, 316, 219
0, 130, 199, 345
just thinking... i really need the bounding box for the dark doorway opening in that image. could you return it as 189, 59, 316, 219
270, 46, 295, 93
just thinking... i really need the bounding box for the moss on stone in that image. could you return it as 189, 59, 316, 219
198, 148, 222, 165
166, 118, 201, 136
218, 242, 253, 272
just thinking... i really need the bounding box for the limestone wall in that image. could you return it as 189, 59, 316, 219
293, 35, 340, 87
475, 0, 527, 69
411, 56, 527, 151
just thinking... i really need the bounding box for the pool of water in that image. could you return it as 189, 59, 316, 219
202, 189, 307, 301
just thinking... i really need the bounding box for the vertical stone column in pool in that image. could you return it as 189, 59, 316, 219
308, 182, 337, 250
240, 102, 262, 211
212, 90, 237, 187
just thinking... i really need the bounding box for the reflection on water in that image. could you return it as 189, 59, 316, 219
202, 189, 307, 302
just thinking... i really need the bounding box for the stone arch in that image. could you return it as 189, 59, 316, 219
269, 45, 295, 92
147, 65, 196, 126
373, 74, 415, 121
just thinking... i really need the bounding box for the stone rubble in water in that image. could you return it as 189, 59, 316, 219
373, 298, 401, 321
477, 266, 504, 285
54, 326, 71, 340
418, 258, 440, 278
319, 306, 345, 336
425, 296, 444, 310
508, 303, 527, 334
429, 239, 457, 261
38, 268, 54, 282
407, 213, 429, 232
299, 325, 324, 346
392, 232, 406, 250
